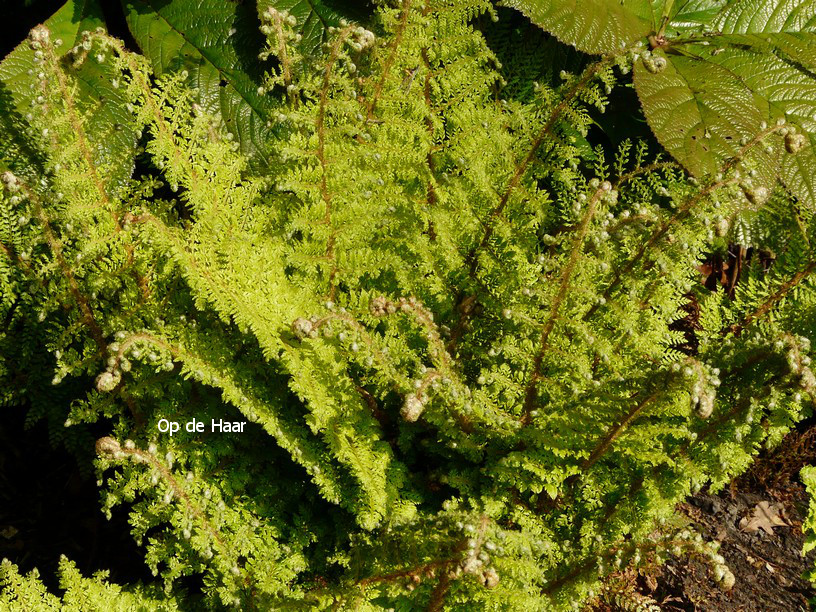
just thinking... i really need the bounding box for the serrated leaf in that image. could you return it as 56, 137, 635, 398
637, 2, 816, 208
499, 0, 659, 55
0, 0, 138, 192
633, 49, 769, 178
123, 0, 274, 168
501, 0, 733, 54
509, 0, 816, 210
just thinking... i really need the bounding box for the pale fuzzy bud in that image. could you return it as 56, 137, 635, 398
743, 185, 769, 205
2, 171, 19, 191
95, 370, 121, 392
602, 189, 618, 204
462, 555, 482, 574
95, 436, 121, 456
370, 296, 389, 316
785, 132, 806, 154
714, 564, 726, 581
721, 568, 735, 591
715, 217, 729, 237
696, 391, 715, 419
643, 55, 667, 73
291, 317, 314, 339
401, 396, 424, 422
29, 25, 50, 46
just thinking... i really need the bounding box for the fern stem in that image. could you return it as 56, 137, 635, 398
521, 188, 603, 423
318, 26, 355, 300
448, 56, 615, 352
23, 183, 106, 350
271, 12, 293, 96
470, 59, 609, 272
367, 0, 413, 118
97, 438, 232, 561
581, 388, 662, 471
583, 178, 739, 321
730, 260, 816, 335
41, 39, 115, 222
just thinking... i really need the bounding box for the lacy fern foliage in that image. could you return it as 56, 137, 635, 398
1, 0, 816, 609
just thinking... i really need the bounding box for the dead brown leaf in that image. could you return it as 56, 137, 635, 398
738, 501, 789, 535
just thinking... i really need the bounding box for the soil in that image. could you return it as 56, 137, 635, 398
650, 487, 815, 611
594, 423, 816, 611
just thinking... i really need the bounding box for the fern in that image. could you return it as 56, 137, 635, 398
0, 557, 180, 611
1, 0, 815, 610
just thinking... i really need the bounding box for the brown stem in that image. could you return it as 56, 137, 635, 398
421, 46, 438, 239
581, 389, 662, 472
96, 437, 229, 558
583, 178, 738, 321
271, 14, 292, 93
354, 515, 489, 610
23, 184, 106, 350
355, 384, 391, 434
584, 123, 786, 323
0, 239, 33, 275
42, 38, 114, 221
317, 27, 354, 300
43, 35, 153, 296
104, 35, 204, 197
521, 189, 603, 424
426, 572, 453, 611
468, 61, 609, 274
729, 260, 816, 335
448, 57, 614, 352
367, 0, 413, 118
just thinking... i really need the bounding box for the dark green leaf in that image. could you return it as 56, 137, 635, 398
123, 0, 275, 168
637, 1, 816, 207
